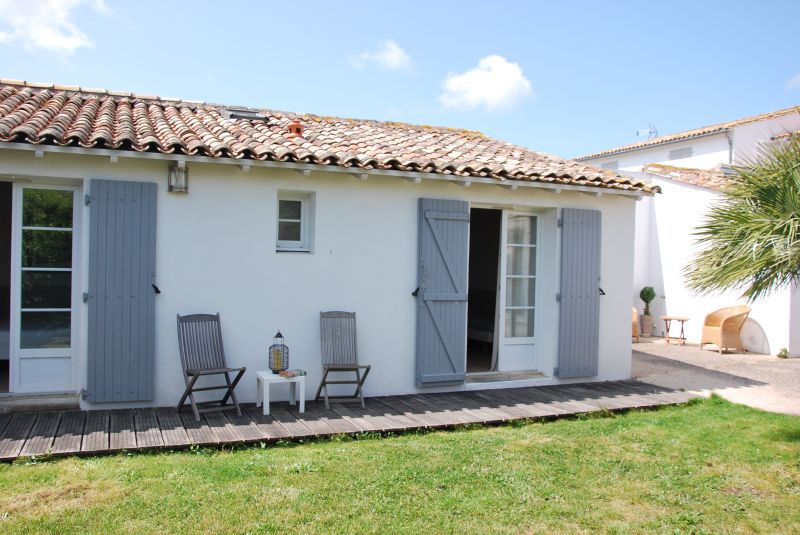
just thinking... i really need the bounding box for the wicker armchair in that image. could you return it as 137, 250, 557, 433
631, 307, 640, 343
700, 306, 751, 354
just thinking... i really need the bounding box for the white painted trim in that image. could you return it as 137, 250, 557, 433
0, 142, 652, 198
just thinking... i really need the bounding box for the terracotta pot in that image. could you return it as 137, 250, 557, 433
640, 314, 653, 337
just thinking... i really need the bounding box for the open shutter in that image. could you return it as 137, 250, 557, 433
556, 208, 601, 378
415, 198, 469, 386
86, 180, 157, 402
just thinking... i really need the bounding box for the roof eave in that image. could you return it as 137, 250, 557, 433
574, 129, 730, 162
0, 141, 653, 198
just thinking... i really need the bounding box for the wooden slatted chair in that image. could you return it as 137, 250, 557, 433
176, 313, 246, 421
315, 311, 371, 409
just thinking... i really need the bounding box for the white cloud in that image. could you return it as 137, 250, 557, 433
786, 73, 800, 92
351, 40, 412, 71
439, 55, 532, 111
0, 0, 110, 54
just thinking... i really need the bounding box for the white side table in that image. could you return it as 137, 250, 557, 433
255, 371, 306, 416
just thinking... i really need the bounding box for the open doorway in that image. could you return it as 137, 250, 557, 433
467, 208, 501, 373
0, 182, 10, 393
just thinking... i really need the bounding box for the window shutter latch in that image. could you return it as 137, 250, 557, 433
598, 287, 606, 296
411, 287, 420, 297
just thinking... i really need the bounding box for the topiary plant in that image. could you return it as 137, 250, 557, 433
640, 286, 656, 316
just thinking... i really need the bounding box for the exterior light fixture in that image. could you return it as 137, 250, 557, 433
168, 161, 188, 193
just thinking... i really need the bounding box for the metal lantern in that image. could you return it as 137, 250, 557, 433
268, 331, 289, 374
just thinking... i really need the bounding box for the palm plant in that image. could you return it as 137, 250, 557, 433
684, 137, 800, 301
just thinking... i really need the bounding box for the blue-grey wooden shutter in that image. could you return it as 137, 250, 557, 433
415, 198, 469, 386
86, 179, 157, 402
556, 208, 601, 378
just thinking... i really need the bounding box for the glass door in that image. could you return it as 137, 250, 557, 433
11, 185, 76, 393
498, 212, 538, 371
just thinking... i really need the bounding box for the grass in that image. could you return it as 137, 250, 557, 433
0, 396, 798, 534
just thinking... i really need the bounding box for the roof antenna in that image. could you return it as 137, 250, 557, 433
636, 123, 658, 139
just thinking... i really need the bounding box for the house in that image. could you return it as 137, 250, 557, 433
0, 79, 656, 409
576, 106, 800, 357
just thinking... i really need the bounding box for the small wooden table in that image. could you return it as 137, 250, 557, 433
255, 371, 306, 416
660, 316, 689, 345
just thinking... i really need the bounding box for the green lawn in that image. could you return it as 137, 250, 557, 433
1, 396, 798, 534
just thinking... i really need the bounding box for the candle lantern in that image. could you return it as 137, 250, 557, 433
268, 331, 289, 374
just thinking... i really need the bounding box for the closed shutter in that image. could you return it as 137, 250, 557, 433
415, 198, 469, 386
556, 208, 601, 378
86, 179, 157, 402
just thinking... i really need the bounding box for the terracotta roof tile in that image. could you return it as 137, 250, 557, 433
642, 163, 732, 191
0, 79, 658, 194
577, 106, 800, 161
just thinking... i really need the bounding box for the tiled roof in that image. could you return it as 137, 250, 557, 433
642, 163, 732, 191
0, 79, 657, 194
576, 105, 800, 161
772, 129, 799, 140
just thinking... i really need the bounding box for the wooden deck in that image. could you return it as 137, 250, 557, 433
0, 380, 697, 461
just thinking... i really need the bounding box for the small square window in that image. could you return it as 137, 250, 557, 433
277, 192, 314, 252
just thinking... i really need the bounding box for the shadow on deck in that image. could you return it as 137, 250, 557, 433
0, 379, 698, 461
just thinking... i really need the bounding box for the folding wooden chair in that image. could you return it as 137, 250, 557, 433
176, 313, 246, 421
315, 311, 371, 409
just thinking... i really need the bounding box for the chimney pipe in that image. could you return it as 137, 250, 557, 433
286, 119, 303, 139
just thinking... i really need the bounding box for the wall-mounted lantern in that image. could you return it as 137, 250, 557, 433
168, 161, 189, 193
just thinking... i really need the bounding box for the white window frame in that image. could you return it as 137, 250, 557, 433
276, 191, 314, 252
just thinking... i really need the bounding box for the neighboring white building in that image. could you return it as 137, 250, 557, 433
577, 106, 800, 357
0, 80, 655, 409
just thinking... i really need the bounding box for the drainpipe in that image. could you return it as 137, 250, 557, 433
724, 129, 733, 164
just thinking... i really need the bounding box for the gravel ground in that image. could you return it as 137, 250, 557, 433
632, 339, 800, 416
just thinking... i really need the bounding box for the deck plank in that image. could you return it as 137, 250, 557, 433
221, 410, 265, 442
19, 412, 61, 457
303, 401, 363, 434
81, 411, 110, 453
379, 395, 451, 427
241, 404, 293, 440
134, 408, 165, 449
367, 398, 427, 429
286, 405, 338, 436
51, 411, 86, 454
155, 408, 191, 447
204, 411, 248, 443
269, 405, 317, 437
178, 410, 221, 446
0, 381, 697, 462
109, 410, 137, 450
0, 413, 37, 460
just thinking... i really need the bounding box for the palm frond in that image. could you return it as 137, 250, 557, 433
684, 137, 800, 301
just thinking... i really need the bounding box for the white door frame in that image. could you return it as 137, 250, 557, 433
9, 182, 81, 394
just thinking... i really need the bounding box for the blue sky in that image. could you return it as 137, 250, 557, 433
1, 0, 798, 158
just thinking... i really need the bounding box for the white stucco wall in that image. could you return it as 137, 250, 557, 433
587, 134, 731, 172
0, 148, 639, 407
636, 176, 796, 356
585, 111, 800, 357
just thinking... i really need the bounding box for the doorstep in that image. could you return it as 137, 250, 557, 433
466, 370, 546, 383
0, 393, 80, 414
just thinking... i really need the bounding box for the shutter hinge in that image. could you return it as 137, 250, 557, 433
82, 292, 90, 303
553, 367, 559, 377
556, 293, 561, 302
84, 194, 91, 206
80, 388, 89, 400
557, 218, 562, 228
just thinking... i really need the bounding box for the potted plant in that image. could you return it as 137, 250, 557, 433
639, 286, 656, 337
